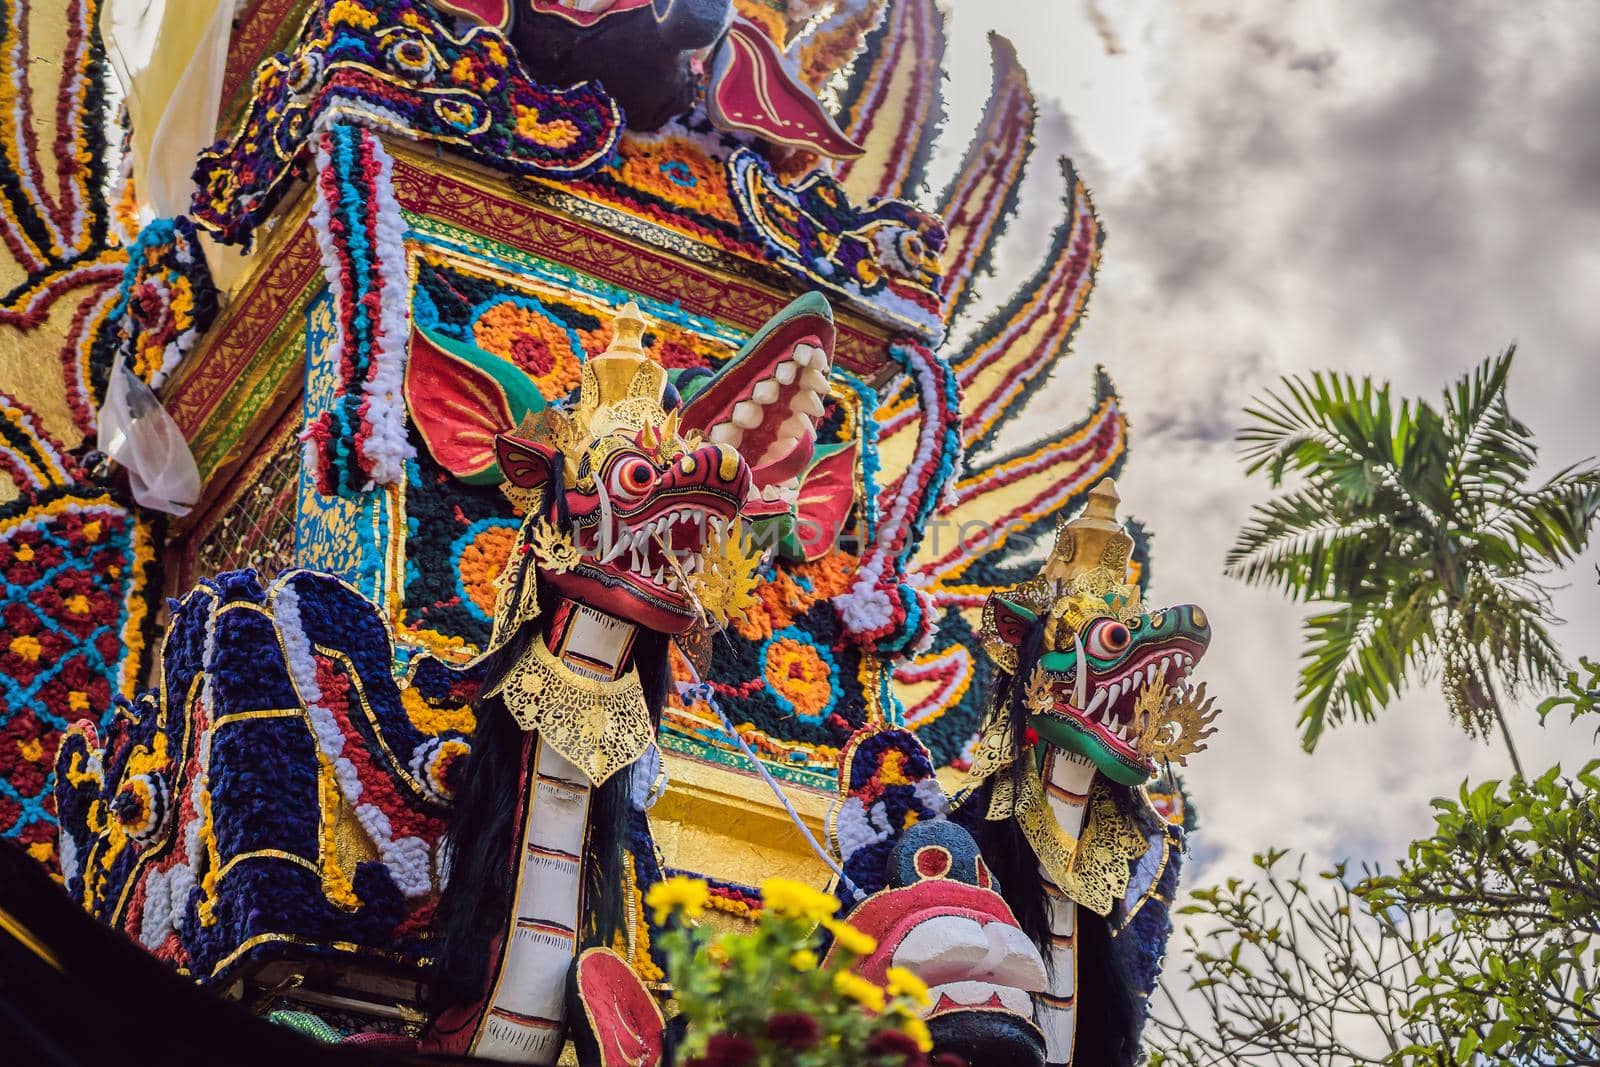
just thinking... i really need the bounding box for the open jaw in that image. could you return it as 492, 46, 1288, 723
1034, 638, 1207, 786
555, 494, 739, 632
680, 306, 835, 520
840, 881, 1048, 1026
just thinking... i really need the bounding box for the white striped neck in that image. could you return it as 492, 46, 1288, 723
1043, 747, 1098, 841
544, 599, 639, 681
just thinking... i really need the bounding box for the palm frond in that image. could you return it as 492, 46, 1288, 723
1225, 487, 1405, 600
1238, 373, 1398, 498
1444, 347, 1539, 499
1296, 589, 1435, 750
1477, 465, 1600, 567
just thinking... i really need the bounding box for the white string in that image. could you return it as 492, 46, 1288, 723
675, 658, 859, 899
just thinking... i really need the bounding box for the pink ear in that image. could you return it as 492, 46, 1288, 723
428, 0, 511, 30
793, 442, 858, 560
990, 598, 1038, 647
494, 434, 557, 489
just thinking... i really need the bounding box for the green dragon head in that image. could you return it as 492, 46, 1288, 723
981, 479, 1215, 786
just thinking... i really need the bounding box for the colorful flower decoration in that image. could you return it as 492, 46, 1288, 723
109, 772, 169, 844
610, 131, 744, 228
105, 216, 220, 388
726, 147, 947, 343
452, 518, 521, 621
0, 488, 157, 868
302, 123, 415, 495
192, 0, 621, 244
762, 627, 840, 724
470, 297, 586, 400
408, 735, 471, 804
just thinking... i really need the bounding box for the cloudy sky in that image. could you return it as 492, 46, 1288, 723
930, 0, 1600, 883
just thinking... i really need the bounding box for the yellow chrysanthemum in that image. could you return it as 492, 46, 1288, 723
645, 876, 710, 925
327, 0, 377, 29
760, 877, 839, 922
900, 1013, 934, 1053
885, 965, 931, 1008
789, 948, 818, 971
833, 970, 886, 1013
822, 917, 878, 957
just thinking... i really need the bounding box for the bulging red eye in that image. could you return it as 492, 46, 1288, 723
1086, 620, 1131, 659
609, 457, 656, 501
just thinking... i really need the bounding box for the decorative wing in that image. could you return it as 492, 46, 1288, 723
833, 0, 946, 202
404, 325, 546, 484
708, 18, 866, 160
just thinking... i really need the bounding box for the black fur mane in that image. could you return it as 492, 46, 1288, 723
951, 614, 1143, 1066
426, 588, 670, 1016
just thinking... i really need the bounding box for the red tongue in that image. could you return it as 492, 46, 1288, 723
751, 425, 815, 485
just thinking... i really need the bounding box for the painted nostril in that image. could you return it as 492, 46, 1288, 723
1189, 606, 1208, 629
715, 446, 742, 483
678, 453, 697, 476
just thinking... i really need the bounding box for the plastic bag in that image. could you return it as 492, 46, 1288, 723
97, 361, 201, 516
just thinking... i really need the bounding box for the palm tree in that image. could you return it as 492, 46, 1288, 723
1226, 347, 1600, 776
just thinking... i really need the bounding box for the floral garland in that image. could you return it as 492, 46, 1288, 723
0, 0, 113, 275
761, 626, 840, 724
103, 216, 220, 388
192, 0, 621, 244
831, 727, 945, 902
833, 340, 960, 656
302, 122, 414, 495
0, 0, 128, 438
275, 577, 433, 899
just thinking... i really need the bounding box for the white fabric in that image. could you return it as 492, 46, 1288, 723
97, 360, 200, 516
102, 0, 238, 219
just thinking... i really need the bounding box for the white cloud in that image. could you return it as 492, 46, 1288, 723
940, 0, 1600, 884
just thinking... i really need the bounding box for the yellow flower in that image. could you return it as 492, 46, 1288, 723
760, 877, 839, 922
789, 949, 818, 971
15, 543, 33, 561
9, 635, 42, 663
327, 0, 378, 29
763, 637, 835, 720
69, 691, 91, 714
66, 594, 90, 614
899, 1013, 934, 1053
513, 107, 581, 148
821, 917, 878, 957
646, 876, 710, 925
885, 965, 931, 1008
833, 970, 886, 1013
706, 940, 729, 963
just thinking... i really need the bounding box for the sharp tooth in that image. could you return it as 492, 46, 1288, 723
752, 379, 779, 405
732, 401, 763, 429
602, 535, 628, 564
710, 423, 742, 447
761, 482, 783, 501
775, 361, 798, 385
792, 344, 820, 368
1147, 663, 1159, 685
1083, 688, 1106, 717
794, 391, 825, 418
801, 368, 830, 393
